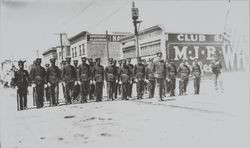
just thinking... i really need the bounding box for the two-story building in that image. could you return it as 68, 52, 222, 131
69, 31, 126, 67
119, 25, 166, 64
42, 47, 57, 66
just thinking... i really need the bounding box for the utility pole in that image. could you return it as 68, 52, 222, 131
54, 33, 67, 62
106, 30, 109, 62
33, 49, 41, 58
131, 1, 142, 58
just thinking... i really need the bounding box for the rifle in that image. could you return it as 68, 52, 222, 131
33, 87, 37, 106
49, 84, 52, 107
17, 90, 20, 111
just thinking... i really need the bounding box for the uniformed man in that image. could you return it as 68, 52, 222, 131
61, 60, 67, 99
105, 58, 117, 101
13, 60, 29, 110
61, 57, 77, 104
134, 57, 145, 99
117, 60, 123, 97
127, 58, 134, 98
30, 58, 46, 108
145, 58, 155, 98
88, 58, 95, 100
177, 59, 190, 95
118, 59, 132, 100
153, 52, 167, 101
164, 60, 170, 95
45, 63, 50, 102
166, 62, 177, 96
113, 60, 119, 99
211, 56, 223, 93
72, 60, 80, 102
93, 58, 104, 102
192, 59, 202, 95
78, 57, 91, 103
46, 58, 60, 106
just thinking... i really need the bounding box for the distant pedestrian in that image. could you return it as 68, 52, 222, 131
211, 57, 223, 93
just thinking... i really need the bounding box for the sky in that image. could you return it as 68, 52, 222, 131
0, 0, 248, 63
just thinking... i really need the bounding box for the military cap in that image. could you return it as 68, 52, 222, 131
156, 52, 162, 56
73, 60, 78, 63
108, 58, 113, 62
137, 57, 142, 61
18, 60, 26, 65
65, 57, 71, 60
127, 58, 131, 61
81, 57, 87, 60
50, 58, 56, 63
45, 63, 50, 67
36, 58, 42, 62
95, 58, 101, 62
88, 58, 93, 61
118, 60, 122, 63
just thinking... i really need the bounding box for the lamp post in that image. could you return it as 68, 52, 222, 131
131, 1, 142, 58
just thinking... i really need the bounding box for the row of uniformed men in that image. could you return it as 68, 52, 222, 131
14, 51, 212, 111
14, 52, 223, 111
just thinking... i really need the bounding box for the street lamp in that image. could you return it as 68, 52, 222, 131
131, 1, 142, 58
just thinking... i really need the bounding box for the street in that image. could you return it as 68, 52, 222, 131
0, 72, 249, 148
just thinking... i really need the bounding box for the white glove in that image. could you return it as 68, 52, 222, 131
44, 84, 48, 88
166, 78, 170, 82
74, 81, 78, 85
130, 81, 133, 84
31, 84, 36, 87
134, 79, 138, 83
93, 81, 96, 84
116, 80, 119, 83
78, 81, 81, 85
119, 81, 122, 85
47, 82, 51, 87
145, 79, 149, 83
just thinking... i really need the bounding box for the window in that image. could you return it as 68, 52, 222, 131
75, 47, 77, 57
82, 44, 85, 55
79, 45, 82, 55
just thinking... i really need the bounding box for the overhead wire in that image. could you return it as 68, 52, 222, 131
63, 0, 96, 25
87, 1, 130, 31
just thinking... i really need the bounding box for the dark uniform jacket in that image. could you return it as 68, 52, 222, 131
30, 65, 46, 85
105, 65, 117, 82
89, 64, 95, 81
153, 59, 166, 79
166, 63, 177, 79
134, 63, 145, 81
127, 64, 134, 80
145, 63, 155, 81
118, 65, 131, 83
93, 64, 104, 82
46, 65, 60, 83
62, 64, 77, 84
192, 63, 201, 77
14, 69, 29, 88
177, 63, 190, 78
212, 61, 222, 75
79, 63, 91, 81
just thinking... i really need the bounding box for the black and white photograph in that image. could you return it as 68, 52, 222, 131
0, 0, 249, 147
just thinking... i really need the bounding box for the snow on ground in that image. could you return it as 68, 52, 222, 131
0, 72, 249, 148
